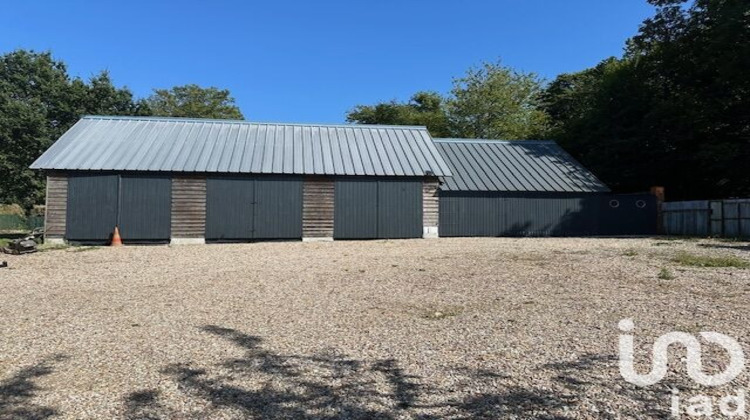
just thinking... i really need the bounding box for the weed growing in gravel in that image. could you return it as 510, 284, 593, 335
658, 268, 675, 280
421, 305, 463, 320
673, 252, 749, 268
623, 249, 639, 257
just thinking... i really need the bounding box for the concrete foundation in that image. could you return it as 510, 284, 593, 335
302, 237, 334, 242
45, 237, 66, 246
423, 226, 439, 239
170, 237, 206, 245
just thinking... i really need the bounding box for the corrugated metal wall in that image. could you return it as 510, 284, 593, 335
66, 174, 119, 241
440, 193, 655, 237
206, 178, 255, 240
334, 180, 378, 239
254, 177, 303, 239
66, 174, 173, 243
119, 175, 171, 241
334, 179, 422, 239
205, 176, 303, 241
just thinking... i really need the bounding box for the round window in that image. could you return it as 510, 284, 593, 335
609, 199, 620, 208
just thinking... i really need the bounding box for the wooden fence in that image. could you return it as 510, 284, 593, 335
662, 199, 750, 238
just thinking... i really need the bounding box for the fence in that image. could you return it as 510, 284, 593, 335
0, 214, 44, 233
662, 199, 750, 238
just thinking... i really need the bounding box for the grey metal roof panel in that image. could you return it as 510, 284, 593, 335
31, 116, 452, 177
434, 138, 609, 193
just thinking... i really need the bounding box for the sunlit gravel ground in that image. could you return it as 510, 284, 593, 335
0, 237, 749, 419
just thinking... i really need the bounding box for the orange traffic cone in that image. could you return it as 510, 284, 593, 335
111, 226, 123, 247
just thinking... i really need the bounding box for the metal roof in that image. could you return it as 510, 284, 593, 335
31, 116, 452, 177
434, 139, 609, 193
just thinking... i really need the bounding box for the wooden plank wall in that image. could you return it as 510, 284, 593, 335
303, 177, 334, 238
171, 177, 206, 238
45, 175, 68, 238
423, 178, 440, 228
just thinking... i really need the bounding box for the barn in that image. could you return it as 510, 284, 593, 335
30, 116, 452, 244
433, 138, 657, 236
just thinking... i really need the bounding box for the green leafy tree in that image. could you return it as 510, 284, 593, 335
347, 62, 550, 140
346, 91, 451, 137
147, 84, 244, 119
0, 49, 144, 208
447, 61, 550, 140
544, 0, 750, 199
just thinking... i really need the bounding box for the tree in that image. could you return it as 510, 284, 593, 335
346, 91, 451, 137
0, 50, 144, 209
447, 61, 550, 140
147, 84, 244, 119
346, 62, 550, 140
543, 0, 750, 199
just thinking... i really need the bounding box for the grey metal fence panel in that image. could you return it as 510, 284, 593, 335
254, 177, 303, 239
334, 179, 378, 239
66, 174, 119, 241
206, 178, 255, 240
662, 198, 750, 238
377, 180, 422, 239
119, 175, 171, 241
662, 201, 711, 236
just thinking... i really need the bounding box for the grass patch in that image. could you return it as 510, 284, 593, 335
0, 238, 8, 247
38, 243, 69, 252
672, 252, 750, 268
623, 249, 639, 257
658, 268, 676, 280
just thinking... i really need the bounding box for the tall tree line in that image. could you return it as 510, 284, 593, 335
0, 50, 243, 208
349, 0, 749, 200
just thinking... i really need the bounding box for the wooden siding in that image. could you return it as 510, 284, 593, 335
303, 177, 334, 238
45, 175, 67, 238
171, 177, 206, 238
423, 178, 439, 227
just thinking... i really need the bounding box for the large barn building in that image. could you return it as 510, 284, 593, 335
30, 116, 655, 244
31, 116, 451, 244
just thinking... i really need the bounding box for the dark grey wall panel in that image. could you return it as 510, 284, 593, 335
66, 174, 119, 241
335, 179, 422, 239
598, 194, 656, 235
440, 193, 655, 237
377, 180, 423, 238
206, 178, 255, 240
119, 176, 171, 241
334, 179, 378, 239
254, 177, 303, 239
504, 196, 598, 236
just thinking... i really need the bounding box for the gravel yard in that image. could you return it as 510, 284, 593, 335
1, 237, 749, 419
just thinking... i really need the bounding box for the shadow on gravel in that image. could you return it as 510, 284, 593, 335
698, 243, 750, 252
125, 326, 668, 419
0, 354, 68, 420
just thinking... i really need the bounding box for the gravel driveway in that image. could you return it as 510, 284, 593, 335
0, 237, 748, 419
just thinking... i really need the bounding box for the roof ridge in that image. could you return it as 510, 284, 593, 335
433, 138, 557, 145
81, 115, 429, 130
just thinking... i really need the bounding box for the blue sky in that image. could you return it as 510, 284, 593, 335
1, 1, 655, 123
